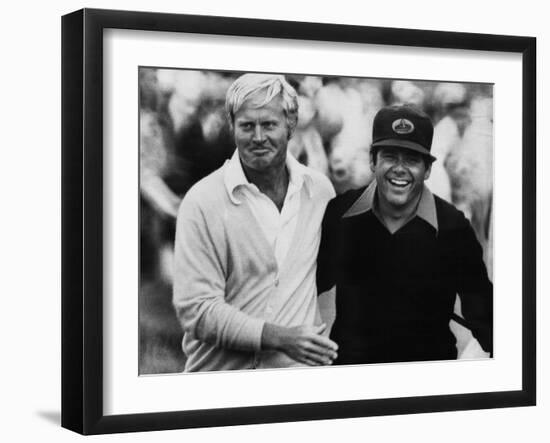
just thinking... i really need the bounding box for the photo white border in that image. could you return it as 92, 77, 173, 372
103, 29, 523, 415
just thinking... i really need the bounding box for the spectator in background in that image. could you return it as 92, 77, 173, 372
173, 73, 338, 371
317, 104, 493, 364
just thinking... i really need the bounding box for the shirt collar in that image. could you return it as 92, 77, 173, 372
343, 180, 438, 232
223, 149, 314, 205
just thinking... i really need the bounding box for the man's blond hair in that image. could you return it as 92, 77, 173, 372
225, 73, 299, 134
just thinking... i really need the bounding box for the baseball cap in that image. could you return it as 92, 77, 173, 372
371, 104, 436, 162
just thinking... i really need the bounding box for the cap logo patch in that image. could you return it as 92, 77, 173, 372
392, 118, 414, 134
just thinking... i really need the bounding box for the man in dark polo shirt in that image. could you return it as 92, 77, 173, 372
317, 104, 493, 364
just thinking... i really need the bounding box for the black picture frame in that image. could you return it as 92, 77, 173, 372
61, 8, 536, 435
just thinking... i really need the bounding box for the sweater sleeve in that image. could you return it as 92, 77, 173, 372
316, 199, 338, 294
172, 190, 264, 352
454, 219, 494, 355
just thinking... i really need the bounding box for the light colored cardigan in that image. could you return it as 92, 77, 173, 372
173, 159, 334, 371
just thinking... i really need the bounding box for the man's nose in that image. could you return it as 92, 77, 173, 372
391, 156, 407, 171
252, 125, 266, 142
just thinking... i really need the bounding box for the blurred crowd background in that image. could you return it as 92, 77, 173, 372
139, 68, 494, 374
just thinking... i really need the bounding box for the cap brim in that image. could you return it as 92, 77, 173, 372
372, 139, 437, 162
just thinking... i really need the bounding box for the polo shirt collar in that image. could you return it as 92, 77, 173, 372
343, 180, 438, 232
223, 149, 314, 205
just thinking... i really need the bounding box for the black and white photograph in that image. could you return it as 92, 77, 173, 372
56, 5, 537, 436
3, 0, 548, 439
138, 68, 494, 374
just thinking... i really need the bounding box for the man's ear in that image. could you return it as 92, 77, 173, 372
369, 150, 376, 172
424, 163, 432, 180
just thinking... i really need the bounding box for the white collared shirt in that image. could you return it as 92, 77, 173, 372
175, 151, 336, 370
224, 149, 311, 269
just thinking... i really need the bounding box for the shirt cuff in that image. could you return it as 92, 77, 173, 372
240, 317, 265, 352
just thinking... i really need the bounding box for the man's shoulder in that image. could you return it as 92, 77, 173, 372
433, 194, 470, 231
324, 186, 367, 219
304, 165, 330, 186
179, 165, 228, 213
300, 165, 335, 201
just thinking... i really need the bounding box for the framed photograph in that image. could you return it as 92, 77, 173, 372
62, 8, 536, 435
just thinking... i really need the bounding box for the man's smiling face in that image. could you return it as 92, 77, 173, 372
371, 146, 431, 211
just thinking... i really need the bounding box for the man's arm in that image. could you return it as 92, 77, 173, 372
316, 200, 338, 294
173, 193, 264, 352
262, 323, 338, 366
141, 174, 181, 219
140, 110, 181, 219
455, 220, 494, 355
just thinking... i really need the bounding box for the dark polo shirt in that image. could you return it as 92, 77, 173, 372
317, 182, 493, 365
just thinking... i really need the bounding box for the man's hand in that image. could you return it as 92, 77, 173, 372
261, 323, 338, 366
